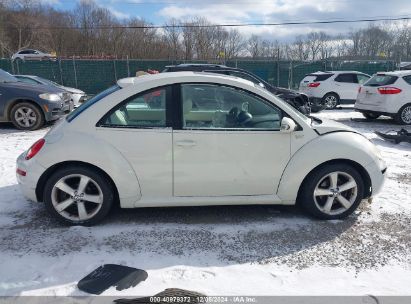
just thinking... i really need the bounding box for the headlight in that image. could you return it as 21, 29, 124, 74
39, 93, 62, 102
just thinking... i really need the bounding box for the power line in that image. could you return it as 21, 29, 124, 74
16, 15, 411, 30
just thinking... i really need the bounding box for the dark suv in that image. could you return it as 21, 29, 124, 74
0, 69, 72, 130
163, 64, 311, 114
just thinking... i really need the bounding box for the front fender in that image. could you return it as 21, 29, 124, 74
277, 131, 383, 204
36, 130, 141, 208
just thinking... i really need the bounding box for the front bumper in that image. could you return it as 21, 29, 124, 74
44, 99, 73, 121
364, 160, 387, 198
16, 152, 47, 203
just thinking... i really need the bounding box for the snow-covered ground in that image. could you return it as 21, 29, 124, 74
0, 108, 410, 297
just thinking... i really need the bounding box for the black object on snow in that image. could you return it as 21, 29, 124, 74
114, 288, 206, 304
77, 264, 148, 295
375, 129, 411, 144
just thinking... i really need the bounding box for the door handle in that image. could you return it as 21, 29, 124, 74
175, 140, 196, 147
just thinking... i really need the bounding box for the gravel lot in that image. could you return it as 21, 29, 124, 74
0, 107, 410, 296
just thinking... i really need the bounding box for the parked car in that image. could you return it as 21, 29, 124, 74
15, 75, 87, 107
355, 71, 411, 124
16, 72, 386, 225
163, 64, 311, 115
11, 49, 55, 62
0, 69, 72, 130
299, 71, 371, 110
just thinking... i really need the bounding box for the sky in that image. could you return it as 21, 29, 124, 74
43, 0, 411, 41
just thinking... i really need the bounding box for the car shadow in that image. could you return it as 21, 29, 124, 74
1, 183, 358, 266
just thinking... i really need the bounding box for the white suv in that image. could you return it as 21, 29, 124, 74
11, 49, 54, 62
355, 71, 411, 124
299, 71, 371, 111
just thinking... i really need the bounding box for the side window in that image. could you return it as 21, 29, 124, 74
403, 75, 411, 85
181, 84, 282, 130
335, 74, 356, 83
18, 77, 39, 85
357, 74, 370, 85
101, 87, 168, 128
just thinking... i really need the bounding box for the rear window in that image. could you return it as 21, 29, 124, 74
66, 85, 121, 122
364, 75, 398, 86
306, 73, 334, 82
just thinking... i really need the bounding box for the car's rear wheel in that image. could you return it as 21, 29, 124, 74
362, 113, 380, 120
43, 166, 114, 225
10, 102, 44, 130
395, 104, 411, 125
322, 93, 339, 109
299, 163, 364, 219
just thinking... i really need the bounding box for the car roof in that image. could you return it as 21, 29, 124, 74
166, 63, 228, 68
309, 70, 367, 75
117, 71, 255, 88
15, 75, 37, 78
376, 70, 411, 76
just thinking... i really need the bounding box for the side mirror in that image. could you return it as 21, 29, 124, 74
280, 117, 297, 133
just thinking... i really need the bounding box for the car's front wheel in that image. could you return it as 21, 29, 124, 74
44, 166, 114, 225
299, 163, 364, 219
10, 102, 45, 130
395, 104, 411, 125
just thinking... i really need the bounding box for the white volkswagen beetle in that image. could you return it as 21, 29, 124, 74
16, 72, 386, 225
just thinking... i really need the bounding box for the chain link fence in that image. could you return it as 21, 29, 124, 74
0, 58, 398, 95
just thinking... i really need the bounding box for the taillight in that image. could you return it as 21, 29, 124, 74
25, 138, 45, 160
377, 87, 402, 95
308, 82, 321, 88
358, 87, 362, 93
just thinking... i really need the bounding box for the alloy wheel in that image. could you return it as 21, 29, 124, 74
51, 174, 104, 222
313, 171, 358, 216
324, 95, 337, 109
401, 106, 411, 124
14, 107, 37, 128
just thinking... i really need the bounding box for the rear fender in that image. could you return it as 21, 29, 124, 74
36, 130, 141, 208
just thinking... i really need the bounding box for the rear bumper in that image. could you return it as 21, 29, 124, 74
16, 152, 46, 203
354, 103, 395, 117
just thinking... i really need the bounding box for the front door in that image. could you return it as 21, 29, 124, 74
173, 83, 291, 197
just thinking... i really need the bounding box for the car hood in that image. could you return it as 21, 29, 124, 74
312, 118, 357, 135
60, 85, 85, 94
268, 86, 301, 98
1, 81, 64, 94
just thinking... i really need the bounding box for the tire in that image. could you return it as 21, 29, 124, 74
10, 102, 45, 130
395, 104, 411, 125
43, 166, 114, 226
362, 113, 380, 120
310, 105, 325, 113
299, 163, 364, 220
322, 93, 339, 110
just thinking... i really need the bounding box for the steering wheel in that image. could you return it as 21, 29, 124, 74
227, 107, 253, 127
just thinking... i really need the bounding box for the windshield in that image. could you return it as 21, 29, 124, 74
0, 69, 18, 83
36, 76, 60, 87
66, 85, 121, 122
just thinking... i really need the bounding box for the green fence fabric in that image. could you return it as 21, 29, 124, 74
0, 58, 397, 95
